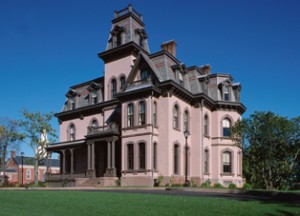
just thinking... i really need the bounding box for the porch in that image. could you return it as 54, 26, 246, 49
46, 124, 120, 187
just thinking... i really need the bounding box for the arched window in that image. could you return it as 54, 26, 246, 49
139, 142, 146, 170
204, 115, 209, 136
204, 149, 209, 173
173, 105, 179, 129
138, 101, 146, 125
153, 102, 157, 127
26, 169, 31, 179
70, 124, 75, 141
174, 144, 179, 174
183, 110, 189, 132
91, 90, 98, 105
127, 144, 134, 170
127, 104, 134, 127
111, 79, 117, 99
153, 142, 157, 170
91, 119, 98, 128
223, 151, 232, 173
120, 76, 126, 90
222, 118, 231, 137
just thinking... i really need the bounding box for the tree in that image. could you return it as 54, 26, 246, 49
20, 110, 57, 185
0, 118, 25, 186
231, 111, 300, 190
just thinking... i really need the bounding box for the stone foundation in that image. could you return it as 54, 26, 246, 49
121, 176, 153, 187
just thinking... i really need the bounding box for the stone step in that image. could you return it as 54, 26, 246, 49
75, 178, 101, 187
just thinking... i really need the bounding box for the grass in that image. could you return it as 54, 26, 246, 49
0, 190, 299, 216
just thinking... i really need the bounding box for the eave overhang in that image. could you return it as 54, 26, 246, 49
98, 42, 149, 63
116, 84, 162, 101
47, 139, 86, 151
54, 100, 119, 122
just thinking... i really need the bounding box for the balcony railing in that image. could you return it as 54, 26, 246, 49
87, 123, 119, 136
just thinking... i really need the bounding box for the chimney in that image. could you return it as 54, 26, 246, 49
161, 40, 177, 57
201, 65, 211, 75
11, 150, 16, 158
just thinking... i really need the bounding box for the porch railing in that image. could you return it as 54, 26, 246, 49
87, 123, 119, 135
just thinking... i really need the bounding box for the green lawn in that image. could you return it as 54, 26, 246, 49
0, 190, 299, 216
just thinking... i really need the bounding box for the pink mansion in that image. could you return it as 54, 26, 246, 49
47, 5, 246, 187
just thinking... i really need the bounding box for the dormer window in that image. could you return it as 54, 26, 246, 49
69, 96, 75, 110
178, 72, 184, 87
141, 69, 149, 81
224, 85, 230, 101
135, 28, 147, 48
91, 91, 98, 105
110, 26, 125, 48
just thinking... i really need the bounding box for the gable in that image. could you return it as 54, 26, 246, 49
126, 52, 163, 86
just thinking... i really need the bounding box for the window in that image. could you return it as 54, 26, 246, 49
127, 144, 134, 170
224, 85, 229, 101
138, 101, 146, 125
91, 90, 98, 105
174, 145, 179, 174
173, 105, 179, 129
204, 115, 209, 136
153, 102, 157, 127
141, 69, 149, 81
139, 142, 146, 170
26, 169, 31, 179
111, 79, 117, 99
91, 119, 98, 128
69, 96, 75, 110
204, 149, 209, 173
222, 118, 231, 137
183, 110, 189, 132
139, 35, 144, 47
70, 124, 75, 141
223, 151, 232, 173
127, 104, 134, 127
116, 33, 122, 46
153, 143, 157, 170
120, 76, 126, 90
178, 72, 184, 86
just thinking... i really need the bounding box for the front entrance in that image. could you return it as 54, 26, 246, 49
95, 142, 107, 177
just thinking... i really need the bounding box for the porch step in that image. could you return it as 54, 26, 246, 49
75, 178, 101, 187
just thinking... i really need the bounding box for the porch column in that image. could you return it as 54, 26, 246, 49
87, 143, 91, 170
107, 141, 111, 169
91, 142, 95, 170
111, 140, 115, 169
61, 150, 66, 175
70, 148, 74, 175
46, 152, 52, 174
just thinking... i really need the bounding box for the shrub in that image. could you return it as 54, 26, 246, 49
242, 183, 252, 190
228, 183, 237, 190
200, 180, 211, 188
213, 183, 223, 189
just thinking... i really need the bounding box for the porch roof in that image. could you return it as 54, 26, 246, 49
47, 139, 86, 151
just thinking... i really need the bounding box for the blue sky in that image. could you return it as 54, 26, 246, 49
1, 0, 299, 156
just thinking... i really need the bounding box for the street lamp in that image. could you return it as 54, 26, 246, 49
21, 152, 24, 187
183, 130, 190, 187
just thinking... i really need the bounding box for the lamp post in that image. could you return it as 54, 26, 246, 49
183, 130, 190, 187
21, 152, 24, 187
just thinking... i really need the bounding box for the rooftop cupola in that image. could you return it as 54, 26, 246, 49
105, 4, 150, 52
